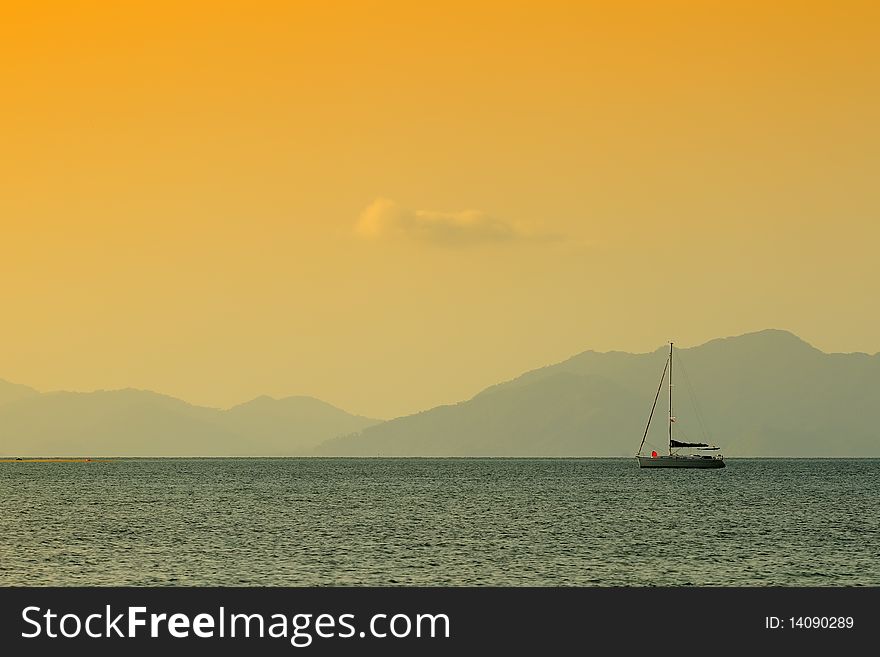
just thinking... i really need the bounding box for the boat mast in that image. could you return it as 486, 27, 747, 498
668, 342, 673, 455
637, 354, 669, 457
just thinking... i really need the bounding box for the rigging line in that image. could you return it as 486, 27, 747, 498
677, 352, 708, 442
676, 351, 711, 443
637, 354, 669, 456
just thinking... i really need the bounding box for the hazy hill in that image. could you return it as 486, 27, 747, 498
223, 395, 383, 455
0, 379, 40, 406
316, 330, 880, 456
0, 387, 380, 457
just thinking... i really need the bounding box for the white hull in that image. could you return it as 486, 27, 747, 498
637, 455, 725, 469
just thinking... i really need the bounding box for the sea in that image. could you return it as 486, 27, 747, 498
1, 458, 877, 586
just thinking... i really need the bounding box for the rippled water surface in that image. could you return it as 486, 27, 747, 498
1, 458, 877, 586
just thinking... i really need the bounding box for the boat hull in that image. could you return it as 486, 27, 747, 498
637, 455, 725, 469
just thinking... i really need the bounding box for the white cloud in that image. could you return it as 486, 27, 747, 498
355, 198, 554, 246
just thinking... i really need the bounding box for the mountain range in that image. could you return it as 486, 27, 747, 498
0, 385, 380, 456
316, 329, 879, 457
2, 329, 878, 456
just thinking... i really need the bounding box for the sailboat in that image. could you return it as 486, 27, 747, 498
636, 342, 725, 469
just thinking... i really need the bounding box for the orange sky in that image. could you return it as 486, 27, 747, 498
2, 1, 879, 418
